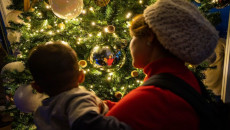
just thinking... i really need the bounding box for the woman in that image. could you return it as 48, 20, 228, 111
63, 0, 219, 129
105, 0, 218, 129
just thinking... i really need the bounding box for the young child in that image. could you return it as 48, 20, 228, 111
28, 41, 109, 130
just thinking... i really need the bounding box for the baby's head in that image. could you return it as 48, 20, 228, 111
28, 41, 84, 96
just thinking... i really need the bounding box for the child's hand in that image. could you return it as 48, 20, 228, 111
98, 100, 109, 115
103, 100, 108, 105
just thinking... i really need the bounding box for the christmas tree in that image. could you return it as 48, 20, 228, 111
1, 0, 226, 129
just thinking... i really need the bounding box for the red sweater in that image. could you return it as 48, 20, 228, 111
106, 57, 201, 130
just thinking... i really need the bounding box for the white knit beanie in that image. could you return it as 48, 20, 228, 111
144, 0, 219, 64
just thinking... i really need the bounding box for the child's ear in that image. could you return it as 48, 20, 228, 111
78, 70, 85, 84
31, 81, 43, 93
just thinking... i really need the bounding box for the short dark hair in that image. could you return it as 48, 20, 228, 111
28, 42, 79, 96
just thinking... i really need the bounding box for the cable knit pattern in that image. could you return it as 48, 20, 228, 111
144, 0, 219, 64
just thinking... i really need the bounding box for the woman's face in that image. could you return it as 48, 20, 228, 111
129, 36, 152, 68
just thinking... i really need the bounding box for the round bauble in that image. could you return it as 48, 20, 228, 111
1, 61, 25, 74
50, 0, 84, 19
115, 91, 123, 99
58, 23, 65, 30
78, 60, 87, 68
29, 7, 35, 12
89, 45, 126, 71
13, 84, 48, 113
6, 10, 24, 27
107, 25, 115, 33
131, 70, 139, 77
94, 0, 110, 7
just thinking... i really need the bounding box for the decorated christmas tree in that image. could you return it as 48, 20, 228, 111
1, 0, 227, 129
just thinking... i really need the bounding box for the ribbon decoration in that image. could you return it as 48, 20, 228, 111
24, 0, 39, 12
24, 0, 30, 12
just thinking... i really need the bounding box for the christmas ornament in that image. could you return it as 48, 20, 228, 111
89, 46, 126, 71
131, 70, 139, 77
107, 25, 115, 33
49, 0, 84, 19
79, 60, 87, 68
24, 0, 30, 11
7, 30, 21, 44
58, 23, 65, 30
5, 11, 24, 27
29, 7, 35, 12
115, 91, 123, 99
94, 0, 110, 7
13, 84, 48, 113
1, 61, 25, 74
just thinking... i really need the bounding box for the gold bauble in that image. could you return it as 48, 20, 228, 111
58, 23, 65, 30
50, 0, 83, 20
107, 25, 115, 33
131, 70, 139, 77
94, 0, 110, 7
29, 8, 35, 12
115, 91, 123, 99
79, 60, 87, 68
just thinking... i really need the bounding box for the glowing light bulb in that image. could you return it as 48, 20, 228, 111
97, 32, 102, 36
82, 10, 86, 14
113, 33, 118, 37
27, 24, 31, 28
109, 73, 113, 76
46, 5, 50, 9
65, 20, 69, 23
48, 31, 53, 35
91, 22, 96, 26
78, 38, 82, 41
104, 27, 108, 33
127, 22, 131, 27
89, 7, 94, 11
61, 41, 68, 45
126, 12, 132, 19
139, 0, 143, 4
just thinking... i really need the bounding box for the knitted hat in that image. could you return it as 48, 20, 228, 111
143, 0, 219, 64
